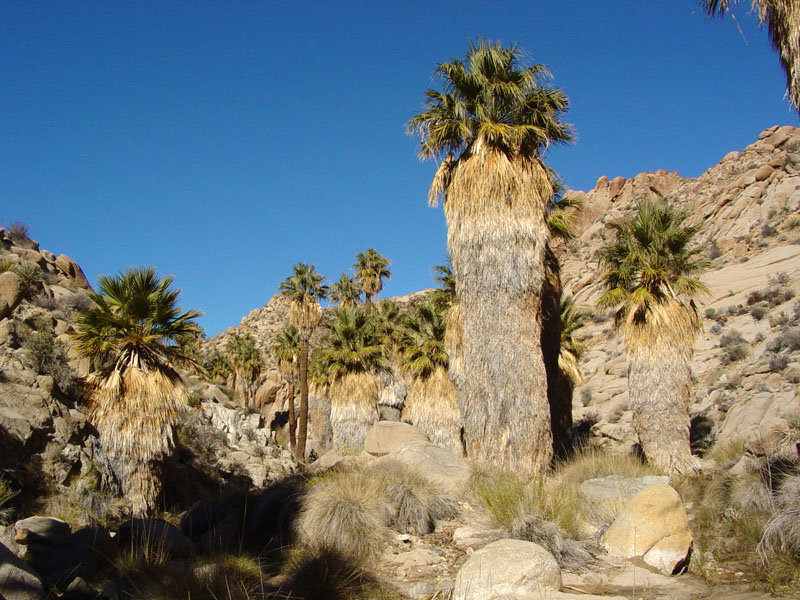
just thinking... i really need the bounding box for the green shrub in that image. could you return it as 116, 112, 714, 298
719, 330, 745, 348
580, 388, 592, 406
14, 262, 44, 299
722, 344, 748, 365
750, 306, 767, 321
7, 221, 29, 240
704, 308, 717, 319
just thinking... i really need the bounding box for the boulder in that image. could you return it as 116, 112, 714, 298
32, 528, 115, 589
14, 517, 71, 546
453, 539, 561, 600
363, 421, 428, 456
53, 255, 92, 291
643, 531, 693, 574
0, 271, 22, 319
377, 441, 470, 495
0, 540, 43, 600
254, 380, 281, 408
452, 526, 505, 550
116, 519, 194, 560
578, 475, 669, 504
602, 483, 692, 574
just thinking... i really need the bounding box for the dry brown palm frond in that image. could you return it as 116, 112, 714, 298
402, 367, 463, 454
329, 372, 380, 452
444, 145, 554, 475
428, 153, 455, 207
623, 300, 700, 476
87, 364, 184, 515
290, 297, 323, 338
557, 351, 583, 387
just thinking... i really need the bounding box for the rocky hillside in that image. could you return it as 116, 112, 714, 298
559, 124, 800, 456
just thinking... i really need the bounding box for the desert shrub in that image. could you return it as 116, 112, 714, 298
510, 513, 598, 571
722, 344, 748, 365
0, 258, 15, 273
473, 471, 527, 530
786, 216, 800, 230
63, 293, 93, 314
726, 305, 740, 316
767, 328, 800, 353
13, 261, 44, 299
710, 323, 723, 335
762, 223, 778, 238
32, 295, 58, 311
704, 308, 717, 319
709, 241, 722, 260
22, 324, 76, 394
771, 272, 791, 287
6, 221, 29, 240
755, 332, 766, 343
771, 311, 790, 328
759, 474, 800, 585
750, 306, 767, 321
690, 415, 715, 456
719, 330, 745, 348
580, 388, 592, 406
770, 353, 790, 372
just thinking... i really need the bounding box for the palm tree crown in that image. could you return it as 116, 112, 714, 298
330, 273, 363, 309
400, 301, 448, 379
272, 325, 300, 382
279, 262, 329, 337
597, 198, 710, 318
352, 249, 391, 305
74, 266, 202, 372
407, 40, 573, 206
316, 308, 384, 382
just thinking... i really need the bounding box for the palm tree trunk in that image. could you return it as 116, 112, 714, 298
297, 338, 309, 461
364, 294, 373, 313
445, 148, 554, 475
288, 383, 297, 451
626, 305, 697, 475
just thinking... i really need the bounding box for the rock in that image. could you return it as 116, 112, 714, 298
452, 526, 505, 550
0, 540, 43, 600
643, 531, 693, 574
386, 547, 442, 569
0, 271, 22, 319
54, 255, 92, 290
116, 519, 194, 559
377, 441, 470, 495
602, 483, 692, 574
578, 475, 669, 504
32, 528, 115, 589
63, 576, 97, 600
453, 539, 561, 600
363, 421, 428, 456
254, 380, 281, 408
407, 582, 436, 599
14, 517, 71, 546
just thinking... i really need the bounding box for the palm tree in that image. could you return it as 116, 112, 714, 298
597, 198, 709, 475
704, 0, 800, 112
272, 325, 300, 451
316, 308, 384, 451
73, 266, 202, 516
330, 273, 363, 309
226, 333, 264, 410
408, 40, 573, 475
400, 300, 462, 453
279, 263, 328, 461
352, 248, 391, 312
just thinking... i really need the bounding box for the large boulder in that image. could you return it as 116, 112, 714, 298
53, 255, 92, 291
32, 528, 115, 589
376, 440, 470, 495
14, 517, 71, 548
363, 421, 428, 456
453, 539, 561, 600
0, 541, 43, 600
116, 519, 194, 560
602, 483, 692, 574
0, 271, 22, 319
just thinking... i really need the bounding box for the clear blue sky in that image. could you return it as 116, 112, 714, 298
2, 1, 795, 336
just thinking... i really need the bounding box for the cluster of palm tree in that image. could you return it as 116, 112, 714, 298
226, 333, 264, 410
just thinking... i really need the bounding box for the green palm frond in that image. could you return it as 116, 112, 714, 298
316, 308, 385, 382
73, 266, 202, 372
399, 300, 449, 379
330, 273, 363, 309
352, 248, 391, 300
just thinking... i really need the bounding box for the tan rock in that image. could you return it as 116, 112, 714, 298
602, 483, 691, 561
54, 254, 92, 290
453, 539, 561, 600
254, 380, 281, 408
364, 421, 428, 456
0, 271, 22, 319
643, 531, 693, 574
754, 164, 775, 181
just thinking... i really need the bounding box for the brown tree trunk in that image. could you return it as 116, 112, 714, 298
296, 339, 309, 462
364, 294, 373, 313
288, 383, 297, 452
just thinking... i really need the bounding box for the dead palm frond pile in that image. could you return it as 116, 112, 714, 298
329, 372, 380, 452
403, 367, 462, 453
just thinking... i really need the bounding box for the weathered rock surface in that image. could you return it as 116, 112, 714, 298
453, 539, 562, 600
602, 483, 692, 574
364, 421, 428, 456
0, 540, 43, 600
32, 528, 115, 589
377, 441, 470, 494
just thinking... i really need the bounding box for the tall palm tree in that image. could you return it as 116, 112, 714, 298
597, 198, 709, 475
226, 333, 264, 410
279, 263, 328, 461
408, 40, 573, 475
272, 325, 300, 451
400, 300, 462, 453
73, 267, 202, 516
316, 308, 384, 451
704, 0, 800, 112
352, 248, 391, 312
330, 273, 363, 309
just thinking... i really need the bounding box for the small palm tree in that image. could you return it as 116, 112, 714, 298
597, 198, 709, 475
330, 273, 363, 309
704, 0, 800, 112
279, 263, 328, 461
272, 325, 300, 451
226, 333, 264, 410
408, 40, 573, 474
352, 249, 391, 311
400, 301, 462, 453
316, 308, 383, 452
73, 266, 202, 516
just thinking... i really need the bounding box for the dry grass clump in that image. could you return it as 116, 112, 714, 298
366, 460, 457, 535
279, 546, 400, 600
296, 470, 391, 561
758, 473, 800, 590
554, 448, 662, 488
